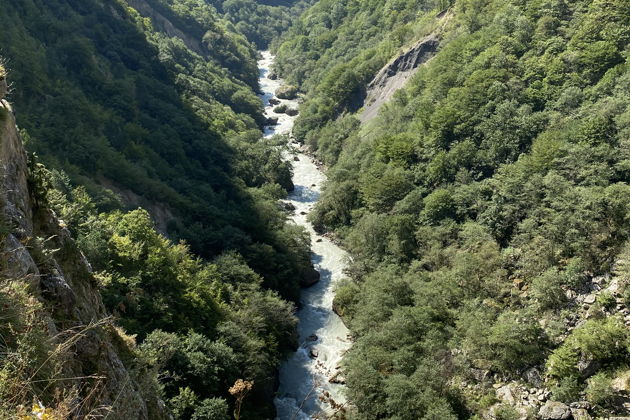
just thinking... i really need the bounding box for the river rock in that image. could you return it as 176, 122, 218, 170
307, 334, 318, 342
265, 116, 279, 125
276, 85, 298, 99
538, 401, 571, 419
268, 71, 278, 80
274, 104, 288, 113
269, 98, 281, 105
300, 266, 320, 287
293, 156, 300, 161
329, 371, 346, 384
309, 348, 319, 359
281, 201, 295, 211
286, 108, 299, 116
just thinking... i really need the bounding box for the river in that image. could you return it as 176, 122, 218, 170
258, 51, 352, 419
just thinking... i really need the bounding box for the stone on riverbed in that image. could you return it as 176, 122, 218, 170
300, 266, 320, 288
276, 85, 299, 99
269, 98, 281, 105
329, 371, 346, 384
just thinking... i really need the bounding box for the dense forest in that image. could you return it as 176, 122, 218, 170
274, 0, 630, 418
0, 0, 310, 419
2, 0, 630, 419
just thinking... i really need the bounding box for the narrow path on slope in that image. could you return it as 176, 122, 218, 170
258, 51, 352, 420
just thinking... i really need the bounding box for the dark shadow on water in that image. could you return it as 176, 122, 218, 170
289, 185, 320, 203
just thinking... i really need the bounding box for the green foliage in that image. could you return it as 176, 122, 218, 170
547, 318, 630, 383
46, 178, 299, 418
585, 372, 616, 411
1, 0, 314, 303
275, 0, 630, 417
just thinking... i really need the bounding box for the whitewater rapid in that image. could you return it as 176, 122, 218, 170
258, 51, 352, 419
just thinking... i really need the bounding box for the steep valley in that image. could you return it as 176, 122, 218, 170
2, 0, 630, 419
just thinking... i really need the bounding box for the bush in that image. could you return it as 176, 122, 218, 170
586, 372, 616, 411
531, 268, 567, 311
550, 376, 581, 403
547, 318, 630, 381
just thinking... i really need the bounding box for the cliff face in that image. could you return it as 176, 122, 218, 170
0, 100, 169, 419
359, 35, 439, 123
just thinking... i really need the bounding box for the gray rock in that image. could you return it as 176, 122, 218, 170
265, 116, 279, 126
281, 201, 295, 211
538, 401, 571, 419
269, 98, 281, 105
577, 357, 600, 378
584, 294, 596, 304
329, 371, 346, 384
496, 384, 517, 405
275, 85, 299, 100
570, 408, 591, 420
525, 367, 543, 387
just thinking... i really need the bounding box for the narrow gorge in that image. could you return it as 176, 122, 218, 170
259, 51, 352, 420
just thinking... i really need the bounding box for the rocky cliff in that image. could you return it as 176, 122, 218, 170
0, 99, 169, 418
359, 34, 440, 123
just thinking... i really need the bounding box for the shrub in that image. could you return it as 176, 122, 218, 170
531, 268, 567, 311
550, 376, 581, 403
547, 318, 630, 381
586, 372, 615, 411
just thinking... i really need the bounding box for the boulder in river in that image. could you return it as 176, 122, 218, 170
269, 98, 281, 105
300, 266, 320, 288
281, 202, 295, 211
265, 116, 278, 126
268, 71, 278, 80
286, 108, 299, 116
276, 85, 299, 99
329, 371, 346, 384
309, 348, 319, 359
307, 334, 318, 342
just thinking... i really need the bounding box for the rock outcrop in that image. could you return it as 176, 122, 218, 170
538, 401, 571, 420
359, 34, 439, 123
126, 0, 204, 54
0, 100, 169, 419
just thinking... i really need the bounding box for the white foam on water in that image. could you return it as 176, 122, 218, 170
257, 51, 352, 420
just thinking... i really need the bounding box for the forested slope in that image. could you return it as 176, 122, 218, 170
0, 0, 311, 419
276, 0, 630, 418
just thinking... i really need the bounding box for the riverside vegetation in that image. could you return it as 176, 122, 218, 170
274, 0, 630, 418
0, 0, 312, 419
1, 0, 629, 419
